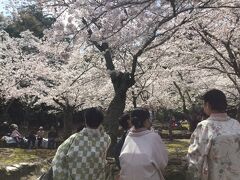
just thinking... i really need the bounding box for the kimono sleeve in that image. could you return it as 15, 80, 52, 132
187, 123, 211, 179
52, 134, 76, 180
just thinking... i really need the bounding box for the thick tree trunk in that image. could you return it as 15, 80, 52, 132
63, 107, 74, 139
105, 91, 127, 155
105, 72, 134, 155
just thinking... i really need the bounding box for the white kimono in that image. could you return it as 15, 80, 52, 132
119, 129, 168, 180
187, 113, 240, 180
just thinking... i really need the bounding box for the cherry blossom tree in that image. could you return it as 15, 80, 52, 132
0, 30, 113, 137
2, 0, 240, 141
36, 0, 231, 147
169, 5, 240, 119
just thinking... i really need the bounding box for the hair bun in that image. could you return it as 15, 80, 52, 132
131, 116, 142, 128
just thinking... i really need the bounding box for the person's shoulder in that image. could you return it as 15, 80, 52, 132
229, 117, 239, 123
229, 117, 240, 126
193, 119, 213, 133
146, 130, 161, 139
197, 118, 212, 127
67, 133, 79, 140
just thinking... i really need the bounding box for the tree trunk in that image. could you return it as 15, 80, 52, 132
63, 107, 74, 139
236, 103, 240, 121
168, 124, 173, 141
105, 72, 133, 155
132, 91, 137, 108
105, 90, 127, 155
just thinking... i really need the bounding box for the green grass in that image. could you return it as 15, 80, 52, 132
181, 122, 190, 130
0, 139, 190, 167
164, 139, 190, 180
161, 129, 189, 135
0, 148, 56, 166
165, 139, 189, 158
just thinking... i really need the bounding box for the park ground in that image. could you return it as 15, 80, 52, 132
0, 138, 189, 180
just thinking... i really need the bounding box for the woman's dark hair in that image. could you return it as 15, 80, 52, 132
130, 108, 150, 129
84, 107, 104, 129
202, 89, 227, 112
119, 112, 130, 130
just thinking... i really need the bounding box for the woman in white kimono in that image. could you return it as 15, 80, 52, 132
119, 108, 168, 180
187, 89, 240, 180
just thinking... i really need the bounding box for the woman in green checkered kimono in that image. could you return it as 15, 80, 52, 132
52, 107, 111, 180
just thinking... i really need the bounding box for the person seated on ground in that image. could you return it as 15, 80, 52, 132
187, 89, 240, 180
10, 124, 24, 147
113, 112, 131, 169
119, 108, 168, 180
48, 126, 57, 149
37, 126, 45, 148
52, 107, 111, 180
27, 129, 36, 149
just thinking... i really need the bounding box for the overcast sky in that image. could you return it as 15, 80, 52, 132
0, 0, 32, 16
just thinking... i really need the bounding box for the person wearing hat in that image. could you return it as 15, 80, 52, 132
37, 126, 45, 148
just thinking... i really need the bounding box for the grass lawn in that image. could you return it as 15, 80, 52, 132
165, 139, 189, 158
0, 139, 190, 166
0, 148, 56, 167
0, 140, 190, 180
164, 139, 190, 180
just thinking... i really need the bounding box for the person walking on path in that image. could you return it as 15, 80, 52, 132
187, 89, 240, 180
52, 107, 111, 180
119, 108, 168, 180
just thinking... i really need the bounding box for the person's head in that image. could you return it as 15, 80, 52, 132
130, 108, 151, 129
119, 112, 131, 130
10, 124, 18, 130
202, 89, 227, 115
84, 107, 104, 129
39, 126, 43, 130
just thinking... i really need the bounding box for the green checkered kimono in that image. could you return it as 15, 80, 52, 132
52, 128, 111, 180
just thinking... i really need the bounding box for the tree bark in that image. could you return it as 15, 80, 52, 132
132, 91, 137, 108
236, 103, 240, 121
63, 106, 74, 139
105, 72, 133, 155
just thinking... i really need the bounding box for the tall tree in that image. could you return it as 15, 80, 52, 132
0, 29, 112, 137
37, 0, 236, 150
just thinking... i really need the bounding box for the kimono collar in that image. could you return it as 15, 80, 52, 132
81, 127, 101, 137
209, 113, 229, 121
128, 128, 151, 137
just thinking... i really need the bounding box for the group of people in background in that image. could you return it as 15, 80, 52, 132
50, 89, 240, 180
27, 126, 58, 149
0, 123, 58, 149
